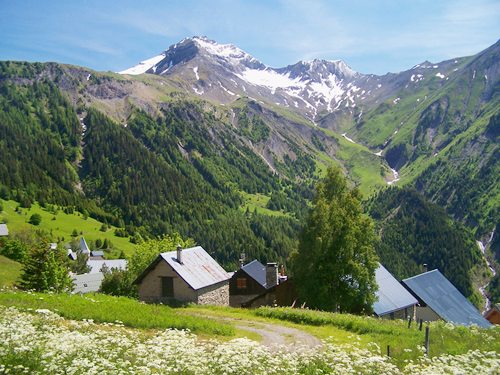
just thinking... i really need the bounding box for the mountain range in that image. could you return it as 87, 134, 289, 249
120, 36, 498, 233
0, 36, 498, 305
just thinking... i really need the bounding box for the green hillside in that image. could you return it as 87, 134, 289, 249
352, 42, 499, 238
367, 187, 484, 306
0, 255, 21, 287
0, 199, 138, 256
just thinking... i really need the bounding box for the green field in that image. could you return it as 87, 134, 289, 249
239, 192, 289, 217
0, 255, 21, 287
0, 291, 233, 336
0, 199, 138, 256
316, 128, 389, 196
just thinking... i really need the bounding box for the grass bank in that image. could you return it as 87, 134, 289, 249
0, 255, 21, 287
0, 291, 234, 336
253, 307, 500, 364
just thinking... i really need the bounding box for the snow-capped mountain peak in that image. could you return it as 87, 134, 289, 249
119, 36, 371, 119
191, 36, 252, 62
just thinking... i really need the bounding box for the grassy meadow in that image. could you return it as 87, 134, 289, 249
0, 291, 233, 336
0, 255, 21, 287
0, 199, 138, 256
0, 290, 498, 373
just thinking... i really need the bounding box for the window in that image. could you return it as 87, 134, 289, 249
236, 278, 247, 289
161, 277, 174, 297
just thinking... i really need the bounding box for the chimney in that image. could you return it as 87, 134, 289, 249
423, 263, 428, 273
266, 262, 278, 288
176, 244, 183, 265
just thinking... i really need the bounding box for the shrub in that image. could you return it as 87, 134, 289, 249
28, 213, 42, 226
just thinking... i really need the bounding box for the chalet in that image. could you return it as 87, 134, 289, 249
484, 304, 500, 325
229, 260, 289, 307
241, 278, 298, 308
373, 264, 418, 320
72, 272, 105, 294
80, 237, 90, 254
90, 250, 105, 260
87, 259, 127, 274
0, 224, 8, 237
70, 257, 127, 293
134, 246, 231, 305
403, 269, 491, 328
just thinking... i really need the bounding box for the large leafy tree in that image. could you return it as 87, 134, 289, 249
291, 166, 379, 313
19, 240, 73, 292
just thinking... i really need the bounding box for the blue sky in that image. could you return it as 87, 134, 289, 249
1, 0, 499, 75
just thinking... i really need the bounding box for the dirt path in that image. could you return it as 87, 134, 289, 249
233, 319, 322, 352
189, 313, 321, 352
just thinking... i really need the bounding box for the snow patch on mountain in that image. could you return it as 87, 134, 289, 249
237, 68, 304, 90
193, 66, 199, 80
193, 36, 256, 65
119, 54, 166, 75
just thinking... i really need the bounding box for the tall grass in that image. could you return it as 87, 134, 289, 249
0, 291, 234, 336
0, 255, 21, 287
253, 307, 500, 365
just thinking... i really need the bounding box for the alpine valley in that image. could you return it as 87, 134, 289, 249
0, 36, 498, 307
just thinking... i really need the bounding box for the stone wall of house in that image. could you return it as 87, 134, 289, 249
197, 281, 230, 306
138, 260, 197, 303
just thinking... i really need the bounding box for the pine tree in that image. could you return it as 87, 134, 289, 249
291, 166, 379, 313
19, 240, 73, 292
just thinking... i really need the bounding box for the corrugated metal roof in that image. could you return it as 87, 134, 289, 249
87, 259, 127, 274
241, 260, 267, 288
403, 270, 491, 328
0, 224, 9, 236
91, 250, 105, 257
72, 272, 104, 294
161, 246, 230, 290
80, 237, 90, 253
373, 264, 418, 316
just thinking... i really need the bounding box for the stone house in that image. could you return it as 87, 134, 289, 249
403, 269, 491, 328
373, 264, 418, 320
135, 246, 231, 305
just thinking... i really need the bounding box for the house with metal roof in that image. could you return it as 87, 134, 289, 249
229, 260, 288, 307
373, 264, 418, 319
80, 237, 90, 254
90, 250, 105, 259
230, 260, 268, 306
87, 259, 127, 274
134, 246, 231, 305
72, 272, 105, 294
0, 224, 9, 237
403, 269, 491, 328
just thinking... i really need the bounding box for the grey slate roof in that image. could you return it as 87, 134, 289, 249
241, 260, 267, 288
72, 272, 105, 294
87, 259, 127, 274
403, 269, 491, 328
373, 264, 418, 316
0, 224, 8, 236
135, 246, 230, 290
